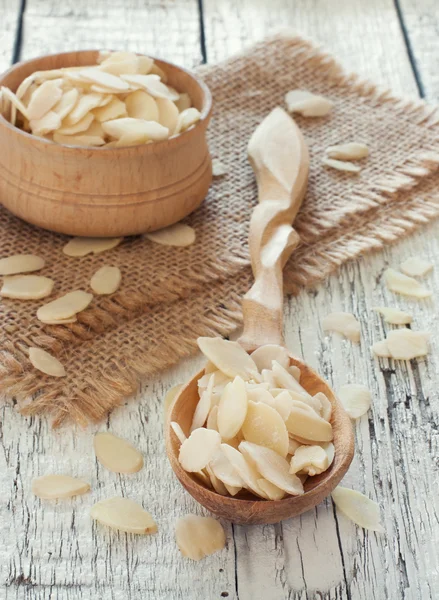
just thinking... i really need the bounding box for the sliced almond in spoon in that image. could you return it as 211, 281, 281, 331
63, 237, 123, 257
322, 312, 361, 342
0, 254, 45, 275
256, 478, 286, 500
217, 376, 248, 440
175, 515, 226, 561
145, 223, 195, 247
90, 497, 157, 534
373, 306, 412, 325
220, 443, 265, 497
338, 384, 371, 419
250, 344, 290, 371
285, 401, 333, 442
209, 447, 244, 488
400, 256, 433, 277
37, 290, 93, 322
289, 445, 329, 476
206, 405, 219, 431
29, 347, 66, 377
314, 392, 332, 421
32, 474, 90, 499
1, 275, 54, 299
384, 268, 431, 298
242, 400, 289, 457
179, 428, 221, 472
90, 265, 121, 295
94, 432, 143, 473
191, 373, 215, 432
272, 360, 310, 396
197, 337, 258, 380
331, 487, 384, 532
27, 79, 63, 120
171, 421, 187, 445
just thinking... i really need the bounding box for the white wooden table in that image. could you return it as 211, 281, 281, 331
1, 2, 438, 599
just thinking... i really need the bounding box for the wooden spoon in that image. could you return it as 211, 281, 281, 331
166, 108, 354, 525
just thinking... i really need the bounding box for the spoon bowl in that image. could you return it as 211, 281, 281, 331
166, 355, 354, 525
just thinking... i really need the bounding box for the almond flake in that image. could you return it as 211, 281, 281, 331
272, 360, 310, 396
239, 441, 304, 496
32, 474, 90, 499
175, 515, 226, 561
93, 96, 127, 122
206, 405, 219, 431
321, 442, 335, 467
90, 497, 157, 534
217, 376, 248, 440
289, 365, 301, 381
1, 275, 53, 300
322, 312, 361, 342
37, 290, 92, 322
175, 92, 191, 112
40, 317, 77, 325
102, 117, 169, 142
164, 384, 183, 414
400, 256, 433, 278
338, 384, 371, 419
179, 428, 221, 472
224, 483, 242, 496
314, 392, 332, 421
175, 107, 201, 133
27, 79, 63, 120
57, 112, 94, 135
212, 159, 227, 177
90, 266, 121, 295
124, 90, 158, 121
250, 344, 290, 372
63, 237, 123, 257
121, 74, 178, 100
145, 223, 195, 247
371, 339, 391, 358
29, 347, 66, 377
246, 386, 276, 407
99, 57, 140, 76
325, 142, 369, 160
289, 445, 329, 476
220, 443, 265, 497
241, 400, 289, 458
257, 478, 286, 500
384, 268, 431, 298
53, 88, 80, 120
94, 432, 143, 473
0, 254, 45, 275
285, 90, 333, 117
191, 373, 215, 432
149, 62, 168, 82
373, 306, 412, 325
288, 438, 301, 456
331, 487, 384, 532
171, 421, 187, 445
197, 337, 258, 380
322, 157, 361, 173
205, 464, 228, 495
80, 68, 129, 91
1, 86, 29, 119
209, 448, 243, 488
285, 401, 333, 442
156, 97, 179, 134
386, 329, 429, 360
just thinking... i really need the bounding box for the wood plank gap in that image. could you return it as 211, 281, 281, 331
11, 0, 26, 64
393, 0, 426, 97
197, 0, 208, 63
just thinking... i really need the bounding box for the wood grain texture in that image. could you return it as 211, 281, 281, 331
1, 0, 439, 598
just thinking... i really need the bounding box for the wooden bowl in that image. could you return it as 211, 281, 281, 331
0, 51, 212, 237
166, 355, 355, 525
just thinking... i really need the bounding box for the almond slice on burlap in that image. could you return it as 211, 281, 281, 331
285, 89, 333, 117
175, 515, 226, 561
28, 347, 66, 377
63, 237, 123, 257
322, 157, 361, 173
331, 487, 384, 532
32, 475, 90, 499
325, 142, 369, 160
94, 432, 143, 473
1, 275, 54, 299
37, 290, 93, 322
145, 223, 195, 247
179, 428, 221, 472
90, 266, 121, 295
90, 497, 157, 534
198, 337, 258, 380
0, 254, 45, 275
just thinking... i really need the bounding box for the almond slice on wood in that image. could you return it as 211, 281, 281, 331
285, 90, 333, 117
145, 223, 195, 247
217, 376, 248, 440
197, 337, 258, 380
373, 306, 412, 325
1, 275, 54, 300
63, 237, 123, 257
322, 312, 361, 342
37, 290, 93, 321
386, 329, 429, 360
242, 400, 289, 457
384, 268, 431, 298
29, 347, 66, 377
124, 90, 159, 121
179, 428, 221, 472
331, 487, 384, 532
220, 443, 265, 497
400, 256, 433, 278
32, 475, 90, 499
175, 107, 201, 133
250, 344, 290, 372
325, 142, 369, 160
94, 432, 143, 473
338, 384, 371, 418
239, 441, 304, 496
27, 79, 63, 120
90, 497, 157, 534
175, 515, 226, 561
80, 68, 129, 91
90, 266, 121, 295
322, 157, 361, 174
371, 339, 392, 358
289, 445, 329, 476
164, 384, 183, 414
191, 373, 215, 432
0, 254, 45, 275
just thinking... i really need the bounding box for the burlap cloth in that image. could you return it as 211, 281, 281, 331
1, 33, 439, 426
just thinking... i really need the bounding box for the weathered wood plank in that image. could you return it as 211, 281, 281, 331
398, 0, 439, 99
0, 0, 21, 71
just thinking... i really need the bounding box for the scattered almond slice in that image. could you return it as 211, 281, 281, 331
94, 432, 143, 473
32, 475, 90, 499
384, 268, 431, 298
371, 339, 391, 358
220, 443, 265, 497
37, 290, 93, 322
386, 329, 429, 360
241, 400, 289, 457
90, 497, 157, 534
124, 90, 159, 121
217, 376, 248, 440
250, 344, 290, 371
209, 448, 244, 488
0, 254, 45, 275
27, 79, 63, 120
338, 384, 371, 419
164, 384, 183, 415
212, 159, 227, 177
400, 256, 433, 278
175, 515, 226, 561
0, 275, 54, 299
257, 478, 286, 501
63, 237, 123, 257
285, 401, 333, 442
239, 441, 304, 496
175, 107, 201, 133
373, 306, 412, 325
191, 373, 215, 432
322, 157, 361, 174
90, 265, 121, 295
179, 428, 221, 472
289, 445, 329, 476
322, 312, 361, 342
175, 92, 191, 112
331, 487, 384, 532
145, 223, 195, 247
197, 337, 258, 380
285, 90, 333, 117
171, 421, 187, 445
325, 142, 369, 160
29, 347, 66, 377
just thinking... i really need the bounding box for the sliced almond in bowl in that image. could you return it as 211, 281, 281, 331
124, 90, 158, 121
1, 275, 54, 299
80, 69, 130, 91
90, 497, 157, 534
29, 347, 66, 377
102, 117, 169, 142
94, 432, 143, 473
32, 474, 90, 499
175, 514, 226, 561
175, 108, 201, 134
27, 79, 63, 120
217, 376, 248, 440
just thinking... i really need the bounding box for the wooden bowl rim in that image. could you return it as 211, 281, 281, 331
0, 50, 212, 153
